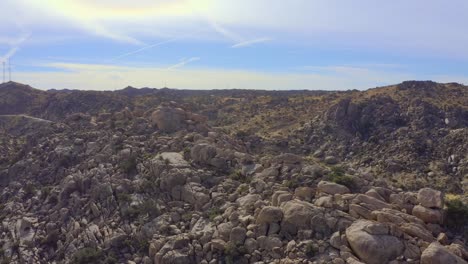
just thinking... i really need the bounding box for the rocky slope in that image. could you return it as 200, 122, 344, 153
0, 81, 467, 264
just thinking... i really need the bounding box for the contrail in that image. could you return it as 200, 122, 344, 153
210, 21, 242, 42
231, 37, 271, 48
167, 57, 200, 70
111, 38, 179, 61
111, 30, 204, 62
208, 20, 270, 48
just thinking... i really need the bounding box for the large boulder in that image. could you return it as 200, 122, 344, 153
190, 144, 217, 164
418, 188, 444, 209
237, 194, 261, 209
158, 152, 190, 168
256, 206, 283, 224
412, 205, 444, 224
317, 180, 350, 195
151, 106, 187, 133
345, 220, 404, 264
421, 242, 467, 264
154, 234, 194, 264
151, 152, 191, 193
280, 200, 322, 234
179, 182, 210, 209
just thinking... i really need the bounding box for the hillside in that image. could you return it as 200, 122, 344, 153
0, 81, 467, 264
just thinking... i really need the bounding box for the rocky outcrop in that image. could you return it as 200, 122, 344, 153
0, 81, 466, 264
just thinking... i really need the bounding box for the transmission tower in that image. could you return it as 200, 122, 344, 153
8, 59, 11, 82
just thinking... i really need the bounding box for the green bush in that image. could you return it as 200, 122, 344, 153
40, 186, 52, 200
235, 130, 249, 139
305, 242, 317, 258
70, 247, 104, 264
41, 230, 61, 248
208, 207, 222, 221
116, 192, 132, 204
121, 235, 149, 254
139, 200, 160, 218
23, 183, 36, 198
121, 199, 160, 220
230, 169, 250, 183
284, 178, 299, 189
181, 212, 193, 221
224, 242, 247, 264
0, 257, 11, 264
120, 156, 138, 174
326, 166, 355, 190
445, 195, 468, 235
237, 184, 249, 195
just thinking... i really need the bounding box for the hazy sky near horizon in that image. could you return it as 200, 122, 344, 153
1, 0, 468, 90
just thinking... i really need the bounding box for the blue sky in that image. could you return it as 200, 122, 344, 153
1, 0, 468, 90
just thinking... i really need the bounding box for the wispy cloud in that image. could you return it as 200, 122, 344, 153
0, 33, 31, 63
167, 57, 200, 70
87, 23, 142, 45
210, 21, 242, 42
231, 37, 271, 48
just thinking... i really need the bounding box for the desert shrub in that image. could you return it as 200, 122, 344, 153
40, 186, 52, 200
445, 194, 468, 238
121, 199, 160, 220
326, 166, 356, 190
230, 169, 249, 183
122, 236, 149, 253
23, 183, 36, 198
181, 212, 193, 221
284, 178, 299, 189
235, 130, 249, 140
207, 207, 222, 221
116, 192, 132, 203
41, 230, 61, 248
71, 247, 104, 264
329, 166, 345, 178
224, 242, 247, 264
120, 156, 138, 174
237, 184, 249, 195
305, 242, 317, 258
138, 179, 158, 193
138, 200, 160, 218
47, 193, 59, 205
183, 147, 191, 158
0, 257, 11, 264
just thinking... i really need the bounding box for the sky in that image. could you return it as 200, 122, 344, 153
1, 0, 468, 90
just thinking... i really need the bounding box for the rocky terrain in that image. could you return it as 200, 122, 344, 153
0, 80, 467, 264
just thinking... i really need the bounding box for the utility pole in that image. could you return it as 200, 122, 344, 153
8, 59, 11, 82
2, 61, 5, 83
